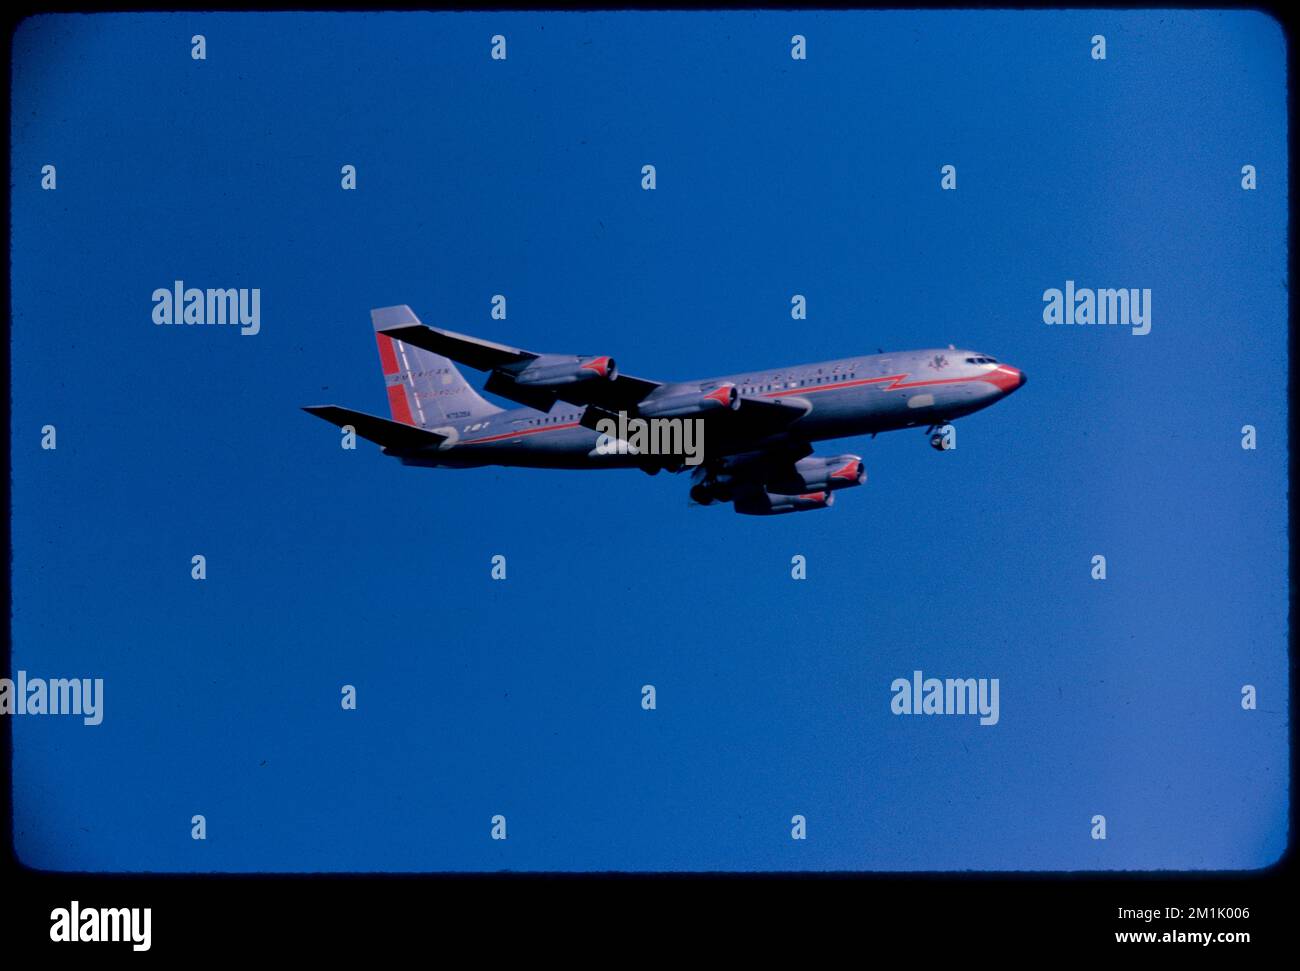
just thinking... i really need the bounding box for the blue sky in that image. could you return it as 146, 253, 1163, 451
8, 10, 1288, 871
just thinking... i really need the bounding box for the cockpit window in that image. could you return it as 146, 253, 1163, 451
965, 356, 999, 364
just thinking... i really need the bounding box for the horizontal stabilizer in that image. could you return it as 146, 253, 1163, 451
303, 405, 447, 450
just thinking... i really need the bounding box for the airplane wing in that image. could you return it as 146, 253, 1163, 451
717, 395, 811, 433
656, 395, 811, 450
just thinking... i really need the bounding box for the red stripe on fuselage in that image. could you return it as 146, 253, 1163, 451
463, 421, 583, 445
763, 370, 1003, 398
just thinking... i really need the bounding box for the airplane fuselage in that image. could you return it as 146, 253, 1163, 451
395, 347, 1025, 470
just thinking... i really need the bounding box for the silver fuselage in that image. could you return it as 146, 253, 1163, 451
396, 347, 1025, 469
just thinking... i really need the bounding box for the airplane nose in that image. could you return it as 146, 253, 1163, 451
984, 365, 1025, 393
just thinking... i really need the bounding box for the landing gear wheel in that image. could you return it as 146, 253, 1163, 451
930, 433, 948, 451
689, 483, 715, 505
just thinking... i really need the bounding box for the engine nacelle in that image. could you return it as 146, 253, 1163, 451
734, 490, 835, 516
512, 355, 617, 387
639, 383, 740, 419
768, 454, 866, 494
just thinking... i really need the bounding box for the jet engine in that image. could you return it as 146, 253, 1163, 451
639, 383, 740, 419
733, 490, 835, 516
512, 355, 617, 387
766, 454, 866, 494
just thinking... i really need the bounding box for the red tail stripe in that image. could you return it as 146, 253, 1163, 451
376, 334, 400, 376
386, 384, 415, 426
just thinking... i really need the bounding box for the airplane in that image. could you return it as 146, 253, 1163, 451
304, 305, 1027, 515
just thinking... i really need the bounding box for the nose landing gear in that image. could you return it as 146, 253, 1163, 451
927, 423, 955, 451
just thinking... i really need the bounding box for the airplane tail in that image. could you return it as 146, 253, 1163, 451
370, 305, 503, 428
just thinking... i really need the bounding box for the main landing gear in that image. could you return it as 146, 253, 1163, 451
689, 480, 733, 505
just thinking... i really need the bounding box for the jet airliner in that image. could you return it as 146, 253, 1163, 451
304, 306, 1027, 515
